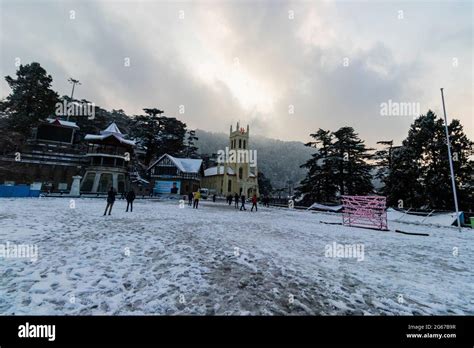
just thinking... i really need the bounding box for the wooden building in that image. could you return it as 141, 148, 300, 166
0, 118, 85, 192
80, 123, 135, 194
148, 154, 203, 196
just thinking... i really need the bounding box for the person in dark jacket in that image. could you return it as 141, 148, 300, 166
104, 187, 116, 216
240, 194, 246, 211
234, 193, 239, 208
263, 195, 269, 207
188, 192, 193, 206
227, 194, 232, 205
126, 189, 136, 212
212, 194, 216, 202
251, 194, 258, 212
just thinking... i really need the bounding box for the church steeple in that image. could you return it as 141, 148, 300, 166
203, 123, 258, 196
229, 122, 249, 149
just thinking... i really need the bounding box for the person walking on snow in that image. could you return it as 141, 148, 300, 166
251, 194, 258, 212
125, 189, 136, 212
188, 192, 193, 206
240, 194, 246, 211
104, 187, 116, 216
234, 193, 239, 209
193, 190, 201, 209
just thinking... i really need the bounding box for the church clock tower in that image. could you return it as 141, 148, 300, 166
222, 122, 258, 196
203, 122, 259, 197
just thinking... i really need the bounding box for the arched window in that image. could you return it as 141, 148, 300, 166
81, 172, 96, 192
117, 174, 125, 193
239, 167, 243, 179
243, 140, 246, 149
239, 139, 242, 148
98, 173, 113, 192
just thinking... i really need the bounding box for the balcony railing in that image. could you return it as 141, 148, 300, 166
86, 144, 129, 157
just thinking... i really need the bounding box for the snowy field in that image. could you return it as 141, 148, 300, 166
0, 197, 473, 315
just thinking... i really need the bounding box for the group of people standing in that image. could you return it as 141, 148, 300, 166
188, 191, 201, 209
226, 193, 259, 211
103, 187, 136, 216
104, 187, 270, 215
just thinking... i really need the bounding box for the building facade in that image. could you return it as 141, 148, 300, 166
0, 118, 86, 193
201, 123, 259, 197
80, 123, 135, 194
148, 154, 203, 196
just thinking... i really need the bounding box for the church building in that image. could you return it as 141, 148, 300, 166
201, 123, 259, 197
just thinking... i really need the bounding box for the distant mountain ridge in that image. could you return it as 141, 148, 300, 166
195, 129, 315, 190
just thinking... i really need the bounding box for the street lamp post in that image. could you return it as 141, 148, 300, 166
440, 88, 462, 231
67, 78, 81, 121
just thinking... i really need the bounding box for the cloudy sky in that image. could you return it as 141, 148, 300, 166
0, 0, 472, 147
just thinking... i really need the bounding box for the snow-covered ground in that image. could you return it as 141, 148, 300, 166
0, 197, 472, 315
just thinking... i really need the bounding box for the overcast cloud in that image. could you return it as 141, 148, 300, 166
0, 0, 472, 147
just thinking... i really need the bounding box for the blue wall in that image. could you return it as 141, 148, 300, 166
0, 185, 41, 198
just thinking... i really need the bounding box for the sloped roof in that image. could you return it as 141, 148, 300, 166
46, 118, 79, 129
204, 166, 235, 176
148, 154, 203, 174
85, 122, 135, 146
175, 157, 203, 173
84, 133, 135, 146
101, 122, 122, 135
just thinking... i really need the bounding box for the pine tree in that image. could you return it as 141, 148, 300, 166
158, 116, 187, 157
331, 127, 374, 196
129, 108, 164, 165
383, 110, 473, 210
298, 129, 337, 203
382, 145, 424, 208
0, 62, 59, 134
257, 171, 273, 196
129, 109, 187, 165
373, 140, 393, 191
200, 153, 218, 169
184, 129, 199, 158
298, 127, 374, 204
448, 119, 474, 211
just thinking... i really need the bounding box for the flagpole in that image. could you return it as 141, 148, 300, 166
440, 88, 462, 231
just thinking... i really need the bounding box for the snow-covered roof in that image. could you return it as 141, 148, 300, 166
307, 203, 342, 212
85, 122, 135, 146
204, 166, 235, 176
84, 134, 135, 146
175, 157, 203, 173
387, 208, 462, 227
46, 118, 79, 129
101, 122, 123, 135
148, 154, 203, 174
